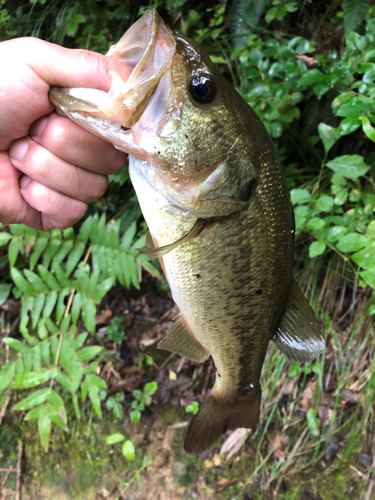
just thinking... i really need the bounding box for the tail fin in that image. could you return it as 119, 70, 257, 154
184, 388, 261, 453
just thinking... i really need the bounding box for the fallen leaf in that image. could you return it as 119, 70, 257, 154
300, 380, 315, 412
220, 428, 249, 461
269, 432, 289, 462
295, 54, 319, 66
217, 478, 236, 492
95, 308, 113, 325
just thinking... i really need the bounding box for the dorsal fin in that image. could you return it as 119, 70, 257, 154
273, 279, 324, 363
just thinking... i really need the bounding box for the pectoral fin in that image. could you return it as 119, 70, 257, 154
138, 219, 206, 259
158, 314, 210, 363
273, 279, 324, 363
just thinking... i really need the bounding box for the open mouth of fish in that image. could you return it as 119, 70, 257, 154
49, 10, 177, 160
50, 10, 251, 217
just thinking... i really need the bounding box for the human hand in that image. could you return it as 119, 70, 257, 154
0, 37, 131, 231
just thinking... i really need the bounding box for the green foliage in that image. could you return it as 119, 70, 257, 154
185, 401, 199, 414
105, 316, 127, 344
343, 0, 370, 33
130, 381, 158, 424
229, 4, 375, 298
0, 214, 159, 450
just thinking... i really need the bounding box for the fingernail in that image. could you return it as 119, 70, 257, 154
30, 116, 48, 138
10, 140, 29, 161
20, 175, 31, 189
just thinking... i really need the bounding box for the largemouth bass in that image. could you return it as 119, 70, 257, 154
49, 10, 324, 453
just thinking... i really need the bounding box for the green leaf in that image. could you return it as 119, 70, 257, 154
306, 408, 320, 437
72, 393, 81, 419
38, 413, 52, 452
143, 381, 158, 396
49, 389, 67, 425
313, 82, 329, 99
14, 388, 50, 411
298, 69, 323, 86
23, 269, 49, 293
10, 268, 35, 295
73, 332, 88, 350
81, 296, 96, 334
0, 284, 12, 306
326, 155, 369, 179
95, 277, 115, 303
24, 403, 47, 420
37, 265, 60, 290
336, 96, 373, 117
122, 440, 135, 461
336, 233, 367, 253
306, 218, 325, 231
3, 337, 30, 353
318, 124, 337, 154
130, 409, 141, 424
31, 294, 46, 328
88, 382, 102, 419
290, 188, 311, 205
0, 232, 11, 246
12, 370, 53, 389
8, 238, 21, 266
29, 236, 48, 270
315, 195, 334, 213
338, 116, 361, 136
326, 226, 347, 242
309, 241, 326, 258
0, 362, 16, 393
352, 247, 375, 270
66, 242, 85, 276
106, 433, 125, 445
77, 346, 103, 362
361, 116, 375, 142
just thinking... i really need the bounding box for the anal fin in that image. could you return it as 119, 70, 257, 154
157, 314, 209, 363
273, 279, 324, 363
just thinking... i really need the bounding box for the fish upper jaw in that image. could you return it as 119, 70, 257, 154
49, 9, 177, 144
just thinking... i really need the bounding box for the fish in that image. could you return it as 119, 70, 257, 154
49, 9, 324, 453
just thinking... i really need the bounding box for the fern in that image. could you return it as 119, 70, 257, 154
343, 0, 370, 33
0, 213, 161, 450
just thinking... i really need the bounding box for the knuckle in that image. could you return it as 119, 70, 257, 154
26, 143, 52, 179
39, 116, 68, 150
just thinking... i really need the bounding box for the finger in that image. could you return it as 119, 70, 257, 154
30, 113, 127, 174
20, 176, 88, 231
0, 151, 42, 228
2, 37, 132, 92
9, 137, 109, 203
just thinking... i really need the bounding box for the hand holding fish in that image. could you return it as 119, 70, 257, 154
0, 37, 130, 231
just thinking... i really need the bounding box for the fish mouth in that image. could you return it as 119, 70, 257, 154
49, 10, 176, 153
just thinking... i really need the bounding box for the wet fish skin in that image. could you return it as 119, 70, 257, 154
49, 10, 324, 453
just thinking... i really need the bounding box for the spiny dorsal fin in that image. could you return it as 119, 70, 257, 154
273, 279, 324, 363
157, 314, 210, 363
137, 219, 206, 259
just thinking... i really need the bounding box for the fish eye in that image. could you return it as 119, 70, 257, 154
189, 74, 217, 104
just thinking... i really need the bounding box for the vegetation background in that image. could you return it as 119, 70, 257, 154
1, 0, 375, 498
